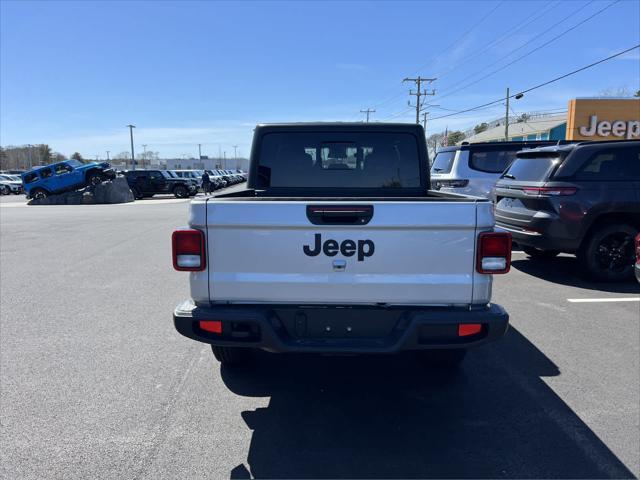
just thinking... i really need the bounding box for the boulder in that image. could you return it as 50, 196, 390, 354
29, 176, 134, 206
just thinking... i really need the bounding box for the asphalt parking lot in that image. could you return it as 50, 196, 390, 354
1, 191, 638, 479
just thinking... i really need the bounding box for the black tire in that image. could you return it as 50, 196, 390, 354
578, 223, 638, 282
211, 345, 251, 366
173, 185, 189, 198
420, 349, 467, 370
31, 188, 48, 200
1, 185, 10, 195
131, 187, 144, 200
86, 171, 103, 186
522, 246, 560, 259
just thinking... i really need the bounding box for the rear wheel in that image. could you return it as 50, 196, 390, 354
131, 187, 144, 200
420, 349, 467, 370
211, 345, 251, 366
579, 223, 637, 282
522, 246, 560, 259
31, 188, 48, 200
173, 185, 189, 198
1, 185, 10, 195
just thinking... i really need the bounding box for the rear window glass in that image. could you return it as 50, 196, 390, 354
256, 132, 421, 188
502, 156, 560, 181
469, 149, 518, 173
431, 151, 456, 174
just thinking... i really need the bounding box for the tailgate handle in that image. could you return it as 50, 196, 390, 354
306, 205, 374, 225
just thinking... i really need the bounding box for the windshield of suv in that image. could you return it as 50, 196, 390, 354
431, 150, 456, 174
257, 132, 421, 188
501, 156, 562, 181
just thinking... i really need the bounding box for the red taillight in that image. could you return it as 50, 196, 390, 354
635, 233, 640, 266
477, 232, 512, 274
458, 324, 482, 337
522, 186, 577, 196
199, 320, 222, 334
172, 229, 206, 271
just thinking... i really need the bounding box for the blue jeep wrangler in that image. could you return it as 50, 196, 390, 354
22, 160, 116, 199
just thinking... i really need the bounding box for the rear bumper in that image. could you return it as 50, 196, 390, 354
495, 219, 580, 252
173, 300, 509, 353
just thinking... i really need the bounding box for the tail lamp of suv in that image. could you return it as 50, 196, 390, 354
172, 229, 206, 271
477, 232, 512, 274
522, 186, 577, 196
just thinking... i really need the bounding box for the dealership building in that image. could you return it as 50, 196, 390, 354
463, 98, 640, 143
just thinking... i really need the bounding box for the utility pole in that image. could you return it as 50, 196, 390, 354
360, 108, 376, 122
223, 151, 227, 169
403, 76, 436, 124
127, 124, 136, 170
142, 144, 148, 168
504, 87, 510, 141
106, 151, 110, 162
198, 143, 202, 159
421, 112, 429, 132
233, 145, 238, 168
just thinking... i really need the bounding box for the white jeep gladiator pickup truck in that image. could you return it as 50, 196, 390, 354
173, 123, 511, 369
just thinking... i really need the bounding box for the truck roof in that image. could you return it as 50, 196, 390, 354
254, 122, 424, 133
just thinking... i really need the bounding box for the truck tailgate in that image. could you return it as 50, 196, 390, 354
205, 200, 486, 305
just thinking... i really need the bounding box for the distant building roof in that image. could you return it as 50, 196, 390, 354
464, 114, 567, 143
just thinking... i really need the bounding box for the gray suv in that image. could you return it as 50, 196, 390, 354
494, 140, 640, 282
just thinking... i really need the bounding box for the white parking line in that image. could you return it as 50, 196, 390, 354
567, 297, 640, 303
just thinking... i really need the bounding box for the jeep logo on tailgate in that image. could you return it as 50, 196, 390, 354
303, 233, 375, 261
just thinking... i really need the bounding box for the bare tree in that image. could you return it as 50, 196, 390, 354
598, 86, 632, 97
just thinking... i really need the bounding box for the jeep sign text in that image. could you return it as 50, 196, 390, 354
303, 233, 375, 261
578, 115, 640, 139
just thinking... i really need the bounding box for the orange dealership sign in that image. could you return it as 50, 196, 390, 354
566, 98, 640, 141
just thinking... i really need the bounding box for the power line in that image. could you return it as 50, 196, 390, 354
428, 44, 640, 121
434, 0, 559, 81
363, 1, 504, 112
437, 0, 619, 100
408, 1, 505, 77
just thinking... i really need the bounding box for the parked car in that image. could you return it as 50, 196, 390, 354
0, 174, 23, 195
21, 160, 115, 199
494, 140, 640, 282
166, 170, 200, 193
173, 170, 203, 188
173, 122, 511, 370
635, 233, 640, 283
203, 170, 226, 190
430, 140, 557, 198
122, 170, 197, 199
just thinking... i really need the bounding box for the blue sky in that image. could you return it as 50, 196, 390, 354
1, 0, 639, 159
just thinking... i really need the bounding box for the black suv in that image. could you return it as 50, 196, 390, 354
122, 170, 197, 199
494, 140, 640, 281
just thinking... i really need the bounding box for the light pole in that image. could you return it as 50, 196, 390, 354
106, 151, 110, 162
27, 144, 33, 169
233, 145, 238, 168
142, 144, 148, 169
198, 143, 202, 160
127, 124, 136, 170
